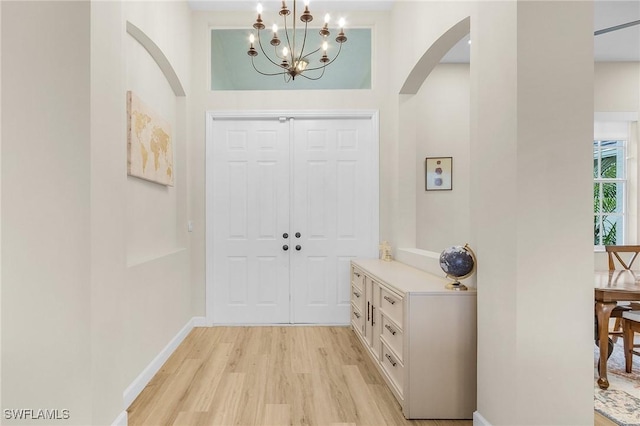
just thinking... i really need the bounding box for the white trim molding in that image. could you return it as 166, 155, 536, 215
111, 411, 128, 426
205, 109, 380, 326
122, 316, 206, 409
126, 21, 186, 97
474, 411, 492, 426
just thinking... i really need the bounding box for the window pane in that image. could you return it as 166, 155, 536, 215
593, 141, 600, 178
211, 28, 372, 91
601, 215, 623, 245
597, 140, 625, 179
593, 138, 627, 247
601, 182, 622, 213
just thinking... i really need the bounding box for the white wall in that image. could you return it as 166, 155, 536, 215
413, 61, 640, 271
189, 9, 393, 315
391, 1, 594, 424
593, 62, 640, 269
1, 2, 92, 424
0, 0, 3, 412
391, 2, 474, 254
125, 34, 179, 264
472, 2, 593, 424
2, 1, 194, 424
414, 64, 471, 252
595, 62, 640, 112
91, 1, 193, 423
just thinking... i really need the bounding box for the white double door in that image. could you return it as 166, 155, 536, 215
206, 113, 378, 324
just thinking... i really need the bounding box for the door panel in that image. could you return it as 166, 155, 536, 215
209, 119, 290, 324
291, 117, 377, 324
208, 114, 378, 325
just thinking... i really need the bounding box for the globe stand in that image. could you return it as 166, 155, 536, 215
445, 280, 468, 291
440, 243, 476, 292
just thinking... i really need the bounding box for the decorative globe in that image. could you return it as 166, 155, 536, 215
439, 244, 476, 291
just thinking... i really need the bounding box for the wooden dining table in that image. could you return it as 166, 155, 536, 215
595, 269, 640, 389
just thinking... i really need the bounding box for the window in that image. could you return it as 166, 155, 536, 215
593, 139, 626, 246
210, 29, 372, 91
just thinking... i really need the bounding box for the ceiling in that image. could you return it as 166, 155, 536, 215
191, 0, 640, 63
188, 0, 395, 11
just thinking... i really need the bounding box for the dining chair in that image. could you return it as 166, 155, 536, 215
606, 245, 640, 271
604, 246, 640, 337
622, 310, 640, 372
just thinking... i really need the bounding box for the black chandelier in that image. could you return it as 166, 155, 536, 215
247, 1, 347, 82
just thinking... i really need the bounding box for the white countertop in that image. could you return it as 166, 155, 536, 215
352, 258, 477, 296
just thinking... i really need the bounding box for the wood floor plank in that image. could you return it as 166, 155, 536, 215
172, 411, 208, 426
233, 354, 270, 426
262, 404, 291, 426
177, 348, 229, 412
204, 371, 246, 425
128, 326, 476, 426
341, 364, 388, 426
138, 358, 204, 426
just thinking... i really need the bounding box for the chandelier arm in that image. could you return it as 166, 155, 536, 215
291, 0, 297, 63
251, 56, 289, 76
299, 47, 321, 61
296, 65, 327, 81
283, 12, 293, 62
257, 30, 286, 69
297, 21, 309, 61
300, 43, 343, 72
273, 44, 286, 60
247, 0, 342, 82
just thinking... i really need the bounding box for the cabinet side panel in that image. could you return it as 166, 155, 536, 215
407, 294, 477, 419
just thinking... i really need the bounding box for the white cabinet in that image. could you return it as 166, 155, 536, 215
350, 259, 477, 419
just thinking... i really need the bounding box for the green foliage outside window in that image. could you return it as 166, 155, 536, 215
593, 140, 625, 246
594, 151, 620, 245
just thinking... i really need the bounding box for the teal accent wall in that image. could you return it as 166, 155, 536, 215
211, 28, 371, 90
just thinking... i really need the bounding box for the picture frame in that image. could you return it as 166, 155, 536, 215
425, 157, 453, 191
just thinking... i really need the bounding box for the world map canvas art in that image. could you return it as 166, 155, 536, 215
127, 91, 174, 186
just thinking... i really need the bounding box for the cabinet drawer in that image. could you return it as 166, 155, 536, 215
379, 286, 403, 326
352, 267, 365, 292
351, 285, 365, 313
381, 340, 404, 397
351, 303, 365, 337
380, 314, 403, 361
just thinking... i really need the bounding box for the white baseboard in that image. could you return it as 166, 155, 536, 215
111, 410, 127, 426
474, 411, 492, 426
122, 316, 206, 409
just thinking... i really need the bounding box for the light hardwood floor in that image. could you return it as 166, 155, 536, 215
128, 326, 473, 426
594, 411, 617, 426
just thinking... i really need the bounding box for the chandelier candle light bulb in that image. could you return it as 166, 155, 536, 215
247, 0, 348, 81
271, 24, 280, 46
247, 33, 258, 56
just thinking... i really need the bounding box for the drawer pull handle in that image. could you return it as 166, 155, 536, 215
354, 312, 361, 319
353, 291, 361, 298
354, 272, 361, 277
384, 295, 396, 305
385, 353, 397, 367
385, 324, 397, 335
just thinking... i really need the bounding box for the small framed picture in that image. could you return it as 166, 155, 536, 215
425, 157, 453, 191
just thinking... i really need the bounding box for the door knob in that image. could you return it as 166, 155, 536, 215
295, 232, 301, 238
295, 245, 301, 251
283, 233, 289, 239
283, 245, 289, 251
